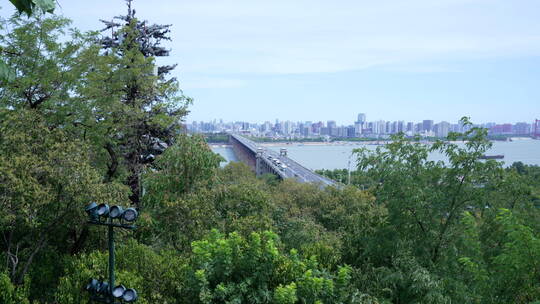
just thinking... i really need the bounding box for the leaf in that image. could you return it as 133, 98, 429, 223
9, 0, 33, 15
33, 0, 55, 13
0, 60, 16, 82
8, 0, 55, 16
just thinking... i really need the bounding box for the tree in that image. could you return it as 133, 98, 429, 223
1, 0, 55, 81
0, 15, 95, 113
459, 209, 540, 303
0, 271, 30, 304
7, 0, 54, 16
182, 230, 364, 304
143, 134, 224, 208
144, 159, 272, 251
55, 239, 183, 304
352, 118, 501, 267
0, 19, 129, 292
86, 0, 191, 206
0, 109, 129, 287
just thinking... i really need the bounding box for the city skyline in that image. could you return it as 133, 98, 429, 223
1, 1, 539, 123
190, 113, 539, 139
190, 115, 537, 127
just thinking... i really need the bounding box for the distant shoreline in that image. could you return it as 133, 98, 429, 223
210, 137, 534, 148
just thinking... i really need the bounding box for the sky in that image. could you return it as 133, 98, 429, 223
2, 0, 540, 125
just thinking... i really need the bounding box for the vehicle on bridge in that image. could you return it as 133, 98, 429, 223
229, 133, 337, 187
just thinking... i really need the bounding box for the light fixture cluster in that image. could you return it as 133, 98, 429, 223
86, 279, 138, 303
84, 202, 140, 302
112, 285, 138, 302
85, 202, 139, 223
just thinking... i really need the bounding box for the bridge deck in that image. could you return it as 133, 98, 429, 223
230, 134, 337, 187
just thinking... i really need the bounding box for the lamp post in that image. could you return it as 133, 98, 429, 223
85, 203, 139, 303
342, 151, 354, 185
347, 158, 352, 185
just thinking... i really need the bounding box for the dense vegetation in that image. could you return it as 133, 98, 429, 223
204, 133, 230, 143
2, 7, 540, 304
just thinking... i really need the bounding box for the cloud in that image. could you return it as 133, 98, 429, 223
181, 77, 247, 89
158, 0, 540, 75
6, 0, 540, 75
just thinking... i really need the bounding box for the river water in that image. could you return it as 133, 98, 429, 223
212, 139, 540, 170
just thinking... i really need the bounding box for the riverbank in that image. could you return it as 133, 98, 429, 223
225, 137, 536, 147
212, 139, 540, 170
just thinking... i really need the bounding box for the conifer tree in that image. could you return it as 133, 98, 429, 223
93, 0, 191, 206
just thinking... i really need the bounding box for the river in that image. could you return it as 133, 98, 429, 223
212, 139, 540, 170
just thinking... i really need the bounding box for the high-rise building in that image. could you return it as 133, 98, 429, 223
330, 126, 339, 137
397, 121, 405, 133
357, 113, 366, 124
415, 123, 422, 134
514, 122, 531, 135
435, 121, 450, 138
406, 122, 414, 133
422, 120, 434, 132
355, 113, 367, 135
327, 120, 337, 129
354, 122, 362, 135
312, 121, 323, 134
346, 126, 355, 137
391, 121, 398, 134
263, 121, 272, 132
376, 120, 386, 134
320, 127, 329, 136
490, 124, 513, 134
302, 126, 312, 137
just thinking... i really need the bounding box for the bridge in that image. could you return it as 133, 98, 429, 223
229, 134, 336, 187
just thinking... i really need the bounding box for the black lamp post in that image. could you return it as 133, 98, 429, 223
85, 202, 139, 303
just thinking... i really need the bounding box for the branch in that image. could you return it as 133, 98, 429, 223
16, 236, 47, 285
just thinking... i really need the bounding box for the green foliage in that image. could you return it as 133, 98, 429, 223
75, 17, 191, 205
204, 133, 230, 143
274, 283, 298, 304
145, 188, 221, 251
8, 0, 55, 16
0, 271, 30, 304
0, 110, 129, 287
56, 239, 183, 304
0, 16, 94, 112
352, 119, 500, 266
315, 168, 350, 184
2, 8, 540, 303
366, 253, 450, 304
143, 134, 224, 208
0, 60, 16, 81
182, 230, 361, 304
459, 209, 540, 303
1, 0, 55, 81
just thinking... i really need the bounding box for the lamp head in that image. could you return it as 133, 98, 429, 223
85, 278, 99, 293
85, 202, 99, 222
112, 285, 126, 298
122, 208, 138, 222
97, 281, 109, 294
109, 206, 124, 219
123, 288, 138, 302
97, 203, 110, 217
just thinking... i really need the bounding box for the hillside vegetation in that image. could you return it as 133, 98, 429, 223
1, 12, 540, 304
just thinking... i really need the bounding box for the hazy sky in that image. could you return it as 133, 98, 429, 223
2, 0, 540, 124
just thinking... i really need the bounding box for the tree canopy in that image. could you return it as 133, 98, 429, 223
1, 3, 540, 304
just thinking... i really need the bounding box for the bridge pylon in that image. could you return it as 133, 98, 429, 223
255, 147, 263, 176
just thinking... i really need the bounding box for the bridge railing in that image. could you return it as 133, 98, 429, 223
229, 134, 336, 186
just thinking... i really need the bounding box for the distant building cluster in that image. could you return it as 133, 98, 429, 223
188, 114, 537, 139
